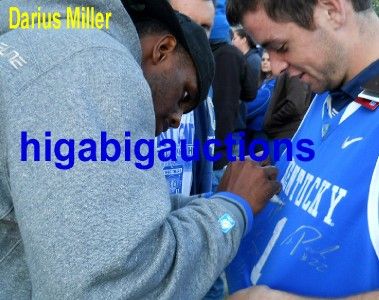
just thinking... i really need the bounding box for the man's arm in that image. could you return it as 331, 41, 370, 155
6, 48, 278, 299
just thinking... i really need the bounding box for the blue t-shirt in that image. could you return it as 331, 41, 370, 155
156, 112, 195, 196
156, 91, 216, 196
226, 60, 379, 297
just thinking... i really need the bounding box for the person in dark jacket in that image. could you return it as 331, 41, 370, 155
246, 50, 275, 151
232, 28, 261, 91
232, 27, 262, 152
246, 51, 312, 159
264, 72, 312, 141
210, 43, 256, 171
210, 6, 257, 186
262, 71, 312, 162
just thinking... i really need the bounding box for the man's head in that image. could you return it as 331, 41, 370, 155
226, 0, 374, 92
125, 1, 215, 136
136, 19, 198, 135
227, 0, 371, 29
169, 0, 216, 37
232, 28, 256, 54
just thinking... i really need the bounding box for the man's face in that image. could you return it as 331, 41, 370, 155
170, 0, 215, 37
141, 35, 198, 136
242, 6, 347, 92
231, 32, 246, 53
261, 52, 271, 73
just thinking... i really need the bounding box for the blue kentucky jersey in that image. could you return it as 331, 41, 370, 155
226, 90, 379, 297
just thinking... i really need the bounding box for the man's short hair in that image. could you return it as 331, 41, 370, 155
135, 17, 171, 37
168, 0, 216, 7
126, 0, 215, 104
135, 18, 189, 61
234, 28, 257, 49
226, 0, 372, 29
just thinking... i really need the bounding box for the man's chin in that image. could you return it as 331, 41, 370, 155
299, 74, 324, 93
308, 81, 327, 94
155, 125, 161, 137
155, 124, 167, 137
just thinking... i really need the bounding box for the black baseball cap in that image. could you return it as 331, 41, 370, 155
123, 0, 215, 104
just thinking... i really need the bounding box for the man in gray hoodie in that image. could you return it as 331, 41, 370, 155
0, 0, 280, 298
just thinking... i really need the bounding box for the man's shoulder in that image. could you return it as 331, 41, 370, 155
0, 28, 140, 96
213, 43, 244, 60
246, 50, 260, 61
26, 28, 136, 67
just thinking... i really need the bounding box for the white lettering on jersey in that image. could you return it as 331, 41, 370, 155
251, 217, 287, 285
281, 161, 348, 226
307, 180, 332, 218
323, 186, 347, 226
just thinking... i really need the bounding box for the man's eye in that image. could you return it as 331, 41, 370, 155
180, 91, 194, 113
202, 25, 210, 32
277, 44, 287, 53
182, 91, 190, 102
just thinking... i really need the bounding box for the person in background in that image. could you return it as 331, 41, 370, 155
258, 50, 274, 85
246, 49, 312, 160
232, 27, 262, 154
262, 71, 312, 161
210, 0, 257, 192
248, 51, 312, 162
245, 50, 276, 153
232, 27, 261, 91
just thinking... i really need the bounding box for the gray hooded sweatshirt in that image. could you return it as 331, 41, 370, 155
0, 0, 252, 299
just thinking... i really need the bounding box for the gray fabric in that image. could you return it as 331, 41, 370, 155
0, 0, 249, 299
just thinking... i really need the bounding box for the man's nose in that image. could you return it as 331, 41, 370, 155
268, 52, 289, 76
169, 111, 183, 129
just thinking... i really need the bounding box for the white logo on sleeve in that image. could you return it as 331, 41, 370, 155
219, 213, 236, 233
0, 42, 27, 70
341, 137, 363, 149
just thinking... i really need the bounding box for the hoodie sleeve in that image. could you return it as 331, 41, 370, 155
5, 47, 253, 299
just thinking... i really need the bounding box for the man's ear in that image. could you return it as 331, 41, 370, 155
317, 0, 347, 29
152, 34, 177, 65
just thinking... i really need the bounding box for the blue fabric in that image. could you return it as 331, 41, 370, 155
202, 192, 214, 199
157, 112, 195, 196
334, 59, 379, 101
203, 276, 224, 300
214, 192, 254, 236
329, 59, 379, 110
191, 89, 216, 195
211, 168, 225, 193
210, 0, 231, 42
226, 61, 379, 297
247, 78, 276, 131
158, 87, 215, 196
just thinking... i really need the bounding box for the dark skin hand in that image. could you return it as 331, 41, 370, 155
217, 160, 281, 214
